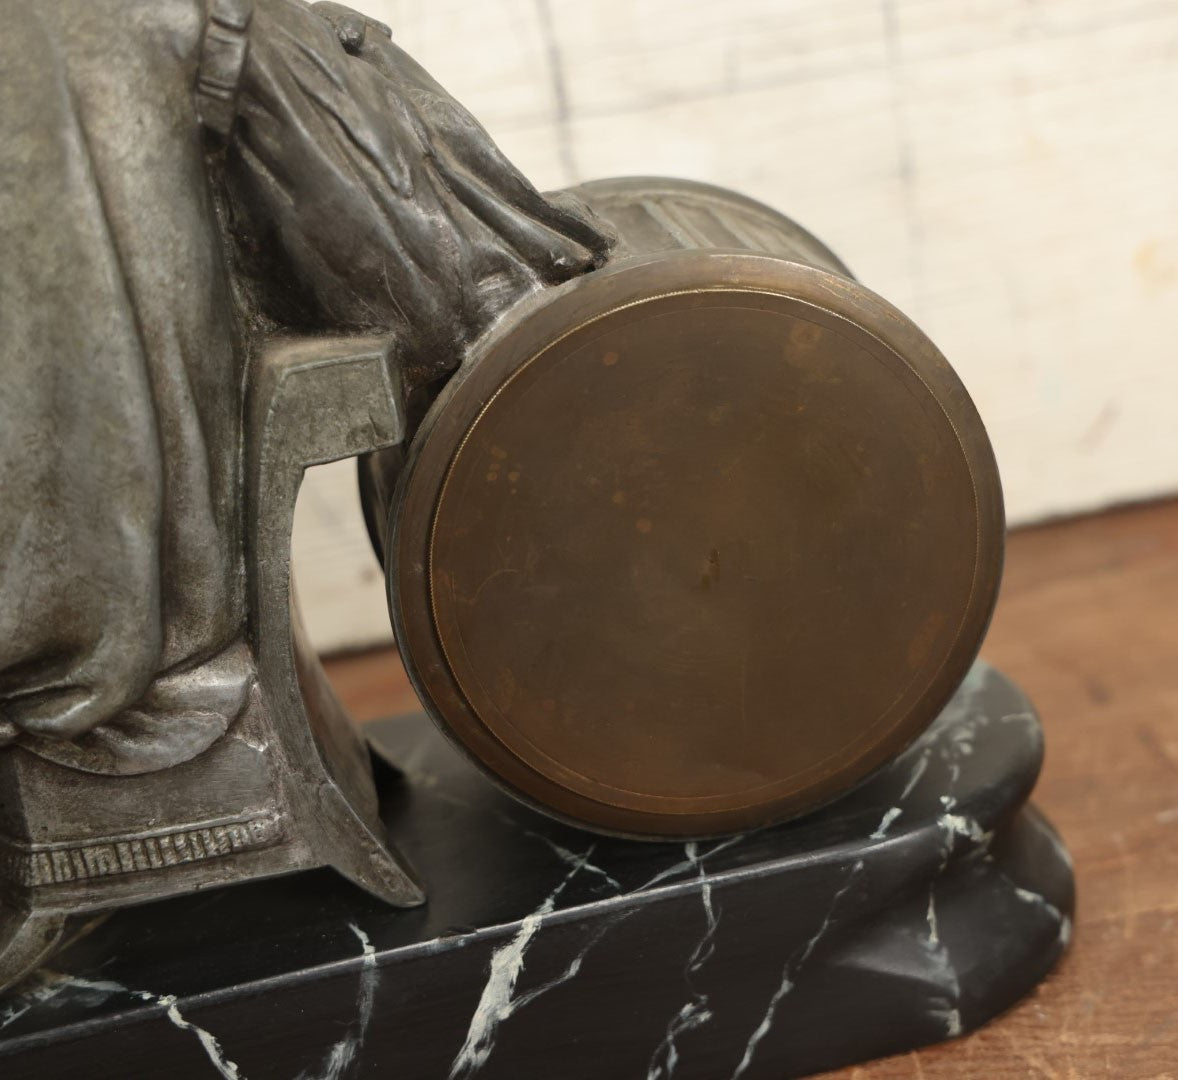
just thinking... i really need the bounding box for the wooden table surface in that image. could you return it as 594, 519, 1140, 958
325, 499, 1178, 1078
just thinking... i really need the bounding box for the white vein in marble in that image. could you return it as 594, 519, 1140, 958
1001, 815, 1072, 947
158, 994, 244, 1079
297, 924, 378, 1080
917, 674, 988, 1038
921, 700, 1003, 1039
646, 842, 723, 1079
1, 971, 243, 1078
448, 844, 598, 1079
922, 888, 962, 1038
455, 830, 756, 1079
408, 768, 625, 894
635, 833, 749, 894
646, 999, 713, 1080
523, 831, 621, 892
939, 812, 988, 845
445, 828, 755, 1079
899, 749, 930, 800
730, 859, 866, 1080
871, 806, 903, 840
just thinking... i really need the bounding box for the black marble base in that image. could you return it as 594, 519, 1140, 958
0, 662, 1073, 1080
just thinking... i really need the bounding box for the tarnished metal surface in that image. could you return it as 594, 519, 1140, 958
376, 179, 1003, 838
0, 335, 426, 994
0, 0, 612, 992
1, 0, 1003, 998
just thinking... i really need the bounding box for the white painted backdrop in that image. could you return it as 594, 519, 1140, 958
292, 0, 1178, 652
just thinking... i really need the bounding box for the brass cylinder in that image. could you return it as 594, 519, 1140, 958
362, 177, 1004, 839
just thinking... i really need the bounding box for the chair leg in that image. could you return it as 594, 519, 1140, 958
0, 906, 65, 993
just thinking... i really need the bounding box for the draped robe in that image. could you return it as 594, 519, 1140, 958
0, 0, 610, 773
0, 0, 247, 773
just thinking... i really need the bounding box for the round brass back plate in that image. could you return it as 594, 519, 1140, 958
391, 253, 1003, 837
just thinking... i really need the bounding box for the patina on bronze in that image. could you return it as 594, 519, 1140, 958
367, 179, 1004, 838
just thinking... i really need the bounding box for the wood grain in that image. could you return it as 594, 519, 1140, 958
324, 498, 1178, 1076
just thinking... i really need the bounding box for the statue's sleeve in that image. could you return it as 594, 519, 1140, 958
222, 0, 614, 384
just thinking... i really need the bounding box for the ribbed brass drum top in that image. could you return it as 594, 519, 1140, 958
385, 180, 1003, 838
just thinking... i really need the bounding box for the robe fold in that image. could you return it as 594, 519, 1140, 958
0, 0, 247, 772
0, 0, 612, 773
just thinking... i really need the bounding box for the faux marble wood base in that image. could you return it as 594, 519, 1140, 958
0, 662, 1072, 1080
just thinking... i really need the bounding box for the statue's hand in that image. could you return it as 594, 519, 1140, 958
226, 0, 613, 383
309, 2, 613, 269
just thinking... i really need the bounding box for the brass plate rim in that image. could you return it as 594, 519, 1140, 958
389, 250, 1004, 838
431, 294, 974, 811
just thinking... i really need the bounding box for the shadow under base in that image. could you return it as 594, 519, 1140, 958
0, 662, 1072, 1080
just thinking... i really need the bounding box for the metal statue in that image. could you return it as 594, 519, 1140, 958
0, 0, 612, 990
0, 0, 1003, 996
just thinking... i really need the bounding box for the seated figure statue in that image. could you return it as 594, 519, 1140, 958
0, 0, 612, 775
